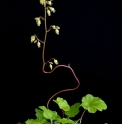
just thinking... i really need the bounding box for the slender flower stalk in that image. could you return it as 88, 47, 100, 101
31, 0, 80, 117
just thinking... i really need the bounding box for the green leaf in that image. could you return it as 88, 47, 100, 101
57, 118, 75, 124
39, 106, 58, 120
65, 103, 80, 118
54, 121, 61, 124
25, 119, 46, 124
81, 94, 107, 113
35, 108, 45, 120
53, 97, 70, 111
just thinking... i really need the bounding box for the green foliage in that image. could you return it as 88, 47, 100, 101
35, 109, 45, 120
57, 118, 75, 124
25, 94, 107, 124
81, 94, 107, 113
27, 0, 108, 124
53, 97, 70, 111
39, 106, 59, 120
65, 103, 80, 118
25, 119, 47, 124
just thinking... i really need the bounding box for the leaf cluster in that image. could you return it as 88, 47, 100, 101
25, 94, 107, 124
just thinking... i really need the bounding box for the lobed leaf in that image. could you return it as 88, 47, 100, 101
53, 97, 70, 111
81, 94, 107, 113
65, 103, 80, 118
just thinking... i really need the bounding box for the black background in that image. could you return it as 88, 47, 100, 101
1, 0, 122, 124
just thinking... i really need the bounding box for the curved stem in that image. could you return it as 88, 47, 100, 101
79, 110, 86, 124
42, 65, 80, 109
40, 2, 81, 111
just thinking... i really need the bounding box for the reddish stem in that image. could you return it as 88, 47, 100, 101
42, 63, 80, 109
79, 110, 86, 124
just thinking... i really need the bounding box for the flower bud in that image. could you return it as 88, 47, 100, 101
47, 9, 51, 16
34, 17, 41, 26
39, 0, 46, 5
55, 26, 60, 29
34, 40, 38, 43
49, 64, 53, 70
49, 7, 56, 13
31, 35, 35, 43
51, 25, 56, 29
54, 59, 58, 65
46, 1, 52, 5
37, 41, 41, 48
55, 29, 59, 35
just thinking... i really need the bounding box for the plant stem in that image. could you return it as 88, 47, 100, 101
40, 1, 81, 112
42, 4, 47, 65
45, 65, 80, 108
79, 110, 86, 124
62, 110, 64, 118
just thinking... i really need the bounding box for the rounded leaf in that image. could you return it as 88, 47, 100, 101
81, 94, 107, 113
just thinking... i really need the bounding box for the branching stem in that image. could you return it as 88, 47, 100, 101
41, 1, 81, 112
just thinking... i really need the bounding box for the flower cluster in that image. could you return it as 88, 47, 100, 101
51, 25, 60, 35
49, 59, 58, 70
31, 35, 41, 48
34, 16, 44, 26
39, 0, 56, 16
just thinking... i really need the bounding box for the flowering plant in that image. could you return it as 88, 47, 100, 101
22, 1, 107, 124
